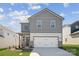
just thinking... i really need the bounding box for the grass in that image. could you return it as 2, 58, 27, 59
0, 48, 32, 56
62, 44, 79, 56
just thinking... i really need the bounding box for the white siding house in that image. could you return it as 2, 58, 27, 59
63, 25, 79, 45
0, 24, 19, 48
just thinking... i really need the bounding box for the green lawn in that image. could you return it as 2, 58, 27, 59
0, 48, 32, 56
62, 45, 79, 56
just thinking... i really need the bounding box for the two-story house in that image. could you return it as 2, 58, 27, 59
20, 8, 63, 48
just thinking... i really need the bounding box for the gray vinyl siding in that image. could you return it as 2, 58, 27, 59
21, 23, 30, 32
29, 11, 63, 33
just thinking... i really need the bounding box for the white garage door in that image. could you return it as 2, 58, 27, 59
34, 37, 58, 47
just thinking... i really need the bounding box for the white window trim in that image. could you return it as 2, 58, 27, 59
50, 20, 56, 31
36, 20, 42, 32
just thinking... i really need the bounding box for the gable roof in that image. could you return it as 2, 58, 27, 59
0, 24, 16, 33
71, 20, 79, 25
28, 8, 64, 20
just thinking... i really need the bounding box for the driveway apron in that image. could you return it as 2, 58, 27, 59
30, 47, 74, 56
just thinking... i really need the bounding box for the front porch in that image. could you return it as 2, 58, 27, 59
18, 32, 32, 49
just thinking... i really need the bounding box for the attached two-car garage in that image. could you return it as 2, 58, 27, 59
34, 36, 58, 47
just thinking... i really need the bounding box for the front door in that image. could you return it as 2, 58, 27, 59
26, 37, 30, 47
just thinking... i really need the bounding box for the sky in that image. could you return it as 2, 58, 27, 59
0, 3, 79, 32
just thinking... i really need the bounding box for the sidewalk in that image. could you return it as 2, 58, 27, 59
30, 52, 40, 56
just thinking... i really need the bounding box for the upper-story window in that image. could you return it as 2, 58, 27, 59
23, 24, 29, 32
7, 33, 9, 36
50, 20, 56, 31
75, 25, 79, 29
24, 25, 28, 30
36, 20, 42, 32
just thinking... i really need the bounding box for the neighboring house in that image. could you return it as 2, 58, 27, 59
0, 24, 19, 48
19, 8, 64, 48
63, 21, 79, 45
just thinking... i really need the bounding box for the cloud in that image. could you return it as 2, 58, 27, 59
10, 20, 17, 25
59, 13, 65, 17
0, 14, 4, 20
9, 8, 13, 11
43, 3, 49, 6
10, 3, 15, 6
8, 10, 30, 23
28, 4, 41, 10
63, 3, 69, 8
9, 10, 28, 17
9, 15, 30, 25
20, 15, 30, 22
0, 8, 4, 13
72, 11, 79, 14
31, 5, 41, 10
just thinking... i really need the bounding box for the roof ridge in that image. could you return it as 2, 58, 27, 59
28, 8, 64, 20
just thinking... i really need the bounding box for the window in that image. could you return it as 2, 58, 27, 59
50, 20, 56, 31
26, 37, 29, 46
23, 36, 25, 38
7, 33, 9, 36
23, 39, 25, 41
75, 25, 79, 29
24, 26, 28, 30
36, 20, 42, 32
38, 25, 41, 27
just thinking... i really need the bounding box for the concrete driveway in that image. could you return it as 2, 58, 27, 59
30, 47, 74, 56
